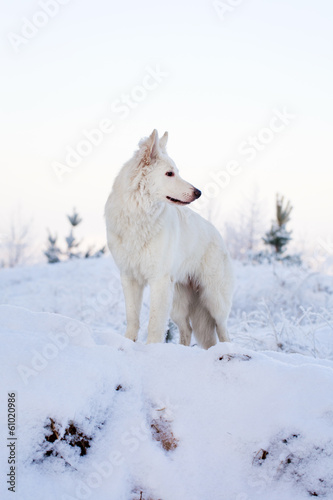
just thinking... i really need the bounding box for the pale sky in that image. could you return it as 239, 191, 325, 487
1, 0, 333, 255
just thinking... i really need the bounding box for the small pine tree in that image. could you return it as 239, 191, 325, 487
44, 208, 106, 264
263, 194, 292, 255
65, 208, 82, 259
67, 209, 82, 227
44, 231, 61, 264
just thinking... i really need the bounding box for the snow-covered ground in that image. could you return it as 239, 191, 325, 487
1, 257, 332, 358
1, 256, 333, 500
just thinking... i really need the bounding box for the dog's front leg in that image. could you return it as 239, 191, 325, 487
146, 276, 174, 344
121, 275, 144, 342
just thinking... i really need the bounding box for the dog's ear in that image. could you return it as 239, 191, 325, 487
139, 129, 159, 166
159, 131, 168, 151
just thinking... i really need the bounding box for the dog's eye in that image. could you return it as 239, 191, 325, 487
165, 171, 174, 177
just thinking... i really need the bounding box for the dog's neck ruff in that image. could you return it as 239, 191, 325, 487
110, 185, 166, 241
125, 192, 166, 224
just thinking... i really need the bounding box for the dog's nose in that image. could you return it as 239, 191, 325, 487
193, 188, 201, 199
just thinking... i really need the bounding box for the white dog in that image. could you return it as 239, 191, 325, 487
105, 130, 234, 348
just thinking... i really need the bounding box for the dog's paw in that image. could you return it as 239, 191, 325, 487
124, 331, 138, 342
146, 336, 164, 345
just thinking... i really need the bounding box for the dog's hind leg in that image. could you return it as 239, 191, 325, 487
171, 283, 192, 346
202, 288, 232, 343
121, 275, 144, 342
190, 301, 217, 349
216, 319, 230, 343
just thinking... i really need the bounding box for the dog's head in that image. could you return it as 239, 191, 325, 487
136, 129, 201, 206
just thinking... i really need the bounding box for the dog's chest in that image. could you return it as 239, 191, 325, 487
109, 219, 165, 279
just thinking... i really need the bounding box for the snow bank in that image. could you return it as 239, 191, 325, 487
1, 305, 333, 500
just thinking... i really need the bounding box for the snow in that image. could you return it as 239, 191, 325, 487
1, 256, 333, 500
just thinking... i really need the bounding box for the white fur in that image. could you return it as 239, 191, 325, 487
105, 130, 235, 348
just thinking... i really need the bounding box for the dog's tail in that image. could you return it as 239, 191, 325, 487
189, 296, 217, 349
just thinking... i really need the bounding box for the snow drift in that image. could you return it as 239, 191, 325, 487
1, 257, 333, 499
